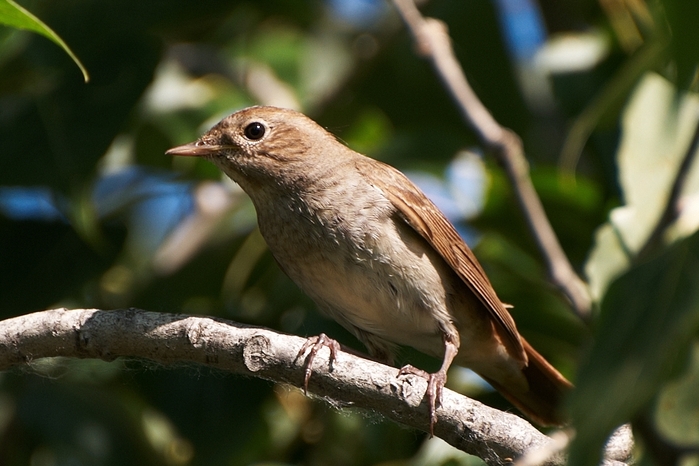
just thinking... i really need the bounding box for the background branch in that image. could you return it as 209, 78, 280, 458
0, 308, 631, 466
392, 0, 592, 320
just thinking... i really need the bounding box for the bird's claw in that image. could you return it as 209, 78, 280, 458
296, 333, 341, 394
398, 364, 430, 379
398, 365, 446, 437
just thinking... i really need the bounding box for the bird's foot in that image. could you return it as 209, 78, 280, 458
398, 365, 446, 437
398, 364, 430, 379
296, 333, 341, 394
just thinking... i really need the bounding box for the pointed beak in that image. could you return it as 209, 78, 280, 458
166, 142, 220, 157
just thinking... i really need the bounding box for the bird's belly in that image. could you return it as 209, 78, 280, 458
303, 256, 446, 351
265, 217, 456, 357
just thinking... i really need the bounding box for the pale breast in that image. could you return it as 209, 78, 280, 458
254, 176, 462, 358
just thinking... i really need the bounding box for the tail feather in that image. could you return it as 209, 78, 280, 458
483, 338, 573, 426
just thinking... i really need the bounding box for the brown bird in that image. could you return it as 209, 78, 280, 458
167, 106, 572, 433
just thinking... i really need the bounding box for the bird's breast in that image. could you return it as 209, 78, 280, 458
254, 185, 457, 356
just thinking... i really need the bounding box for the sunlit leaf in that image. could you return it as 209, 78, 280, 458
585, 72, 699, 300
585, 222, 631, 303
0, 0, 89, 81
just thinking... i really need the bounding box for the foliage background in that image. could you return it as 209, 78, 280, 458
0, 0, 698, 465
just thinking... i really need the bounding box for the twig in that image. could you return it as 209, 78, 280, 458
392, 0, 592, 321
0, 308, 632, 466
637, 116, 699, 260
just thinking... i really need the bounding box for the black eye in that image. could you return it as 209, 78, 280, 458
244, 122, 266, 140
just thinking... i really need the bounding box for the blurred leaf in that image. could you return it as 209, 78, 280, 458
339, 106, 393, 156
0, 218, 125, 314
0, 0, 88, 81
568, 230, 699, 466
532, 168, 605, 264
654, 340, 699, 447
584, 222, 631, 304
244, 24, 304, 88
7, 373, 167, 466
585, 72, 699, 300
660, 0, 699, 87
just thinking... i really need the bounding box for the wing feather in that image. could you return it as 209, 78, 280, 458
358, 160, 527, 364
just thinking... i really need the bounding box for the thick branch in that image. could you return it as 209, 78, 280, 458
0, 308, 631, 465
392, 0, 592, 320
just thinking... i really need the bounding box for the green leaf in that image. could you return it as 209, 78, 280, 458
568, 230, 699, 466
655, 340, 699, 447
0, 0, 89, 82
585, 72, 699, 300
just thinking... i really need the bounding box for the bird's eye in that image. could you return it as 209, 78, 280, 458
244, 122, 266, 140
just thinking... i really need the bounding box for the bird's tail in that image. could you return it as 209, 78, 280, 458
482, 338, 573, 426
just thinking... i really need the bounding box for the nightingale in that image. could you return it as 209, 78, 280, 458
167, 106, 572, 433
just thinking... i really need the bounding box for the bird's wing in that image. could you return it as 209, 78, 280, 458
358, 160, 527, 364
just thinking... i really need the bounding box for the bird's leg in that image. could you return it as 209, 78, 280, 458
399, 335, 459, 436
296, 333, 341, 394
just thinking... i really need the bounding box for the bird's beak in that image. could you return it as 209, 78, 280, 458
166, 142, 219, 157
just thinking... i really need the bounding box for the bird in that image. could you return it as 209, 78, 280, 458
166, 105, 572, 434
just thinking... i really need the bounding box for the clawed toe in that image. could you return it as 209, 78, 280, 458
397, 365, 447, 437
398, 364, 430, 379
425, 371, 447, 436
296, 333, 341, 394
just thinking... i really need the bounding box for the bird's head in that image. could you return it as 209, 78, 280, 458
167, 106, 347, 193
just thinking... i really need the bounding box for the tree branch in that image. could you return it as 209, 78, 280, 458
392, 0, 592, 321
0, 308, 631, 466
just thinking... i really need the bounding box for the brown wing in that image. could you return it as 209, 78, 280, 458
358, 159, 527, 364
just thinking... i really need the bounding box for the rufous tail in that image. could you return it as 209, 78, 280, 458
483, 338, 573, 426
